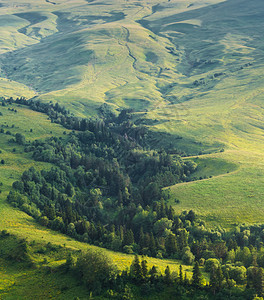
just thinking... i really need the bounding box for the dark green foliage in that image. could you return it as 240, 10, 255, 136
5, 97, 264, 299
210, 266, 224, 294
75, 249, 116, 294
6, 100, 201, 258
149, 265, 158, 283
141, 256, 148, 280
124, 230, 134, 246
164, 265, 172, 285
256, 268, 264, 297
192, 261, 203, 288
122, 285, 134, 300
130, 255, 142, 282
15, 133, 25, 145
179, 265, 183, 285
165, 233, 178, 256
0, 233, 32, 264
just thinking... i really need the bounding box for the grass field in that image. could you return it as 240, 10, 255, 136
185, 156, 238, 180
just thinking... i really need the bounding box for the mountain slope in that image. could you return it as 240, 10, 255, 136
1, 0, 264, 226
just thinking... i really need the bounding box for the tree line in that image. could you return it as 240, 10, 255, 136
68, 249, 263, 299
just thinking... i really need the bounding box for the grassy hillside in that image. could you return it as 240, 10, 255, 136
138, 0, 264, 227
1, 0, 264, 226
0, 0, 225, 116
0, 232, 199, 299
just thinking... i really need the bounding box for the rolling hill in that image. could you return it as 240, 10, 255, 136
1, 0, 264, 225
1, 1, 264, 297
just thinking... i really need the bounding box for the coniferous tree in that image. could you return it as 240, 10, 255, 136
167, 205, 175, 220
247, 266, 258, 289
192, 261, 203, 288
143, 233, 150, 249
158, 199, 166, 219
215, 266, 224, 291
119, 225, 124, 242
139, 227, 145, 249
118, 190, 123, 207
179, 265, 183, 285
130, 255, 142, 282
124, 229, 134, 246
149, 265, 158, 283
65, 182, 74, 197
184, 272, 189, 286
141, 256, 148, 280
149, 232, 156, 255
164, 265, 172, 285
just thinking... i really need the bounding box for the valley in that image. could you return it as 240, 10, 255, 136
1, 0, 264, 298
0, 0, 264, 226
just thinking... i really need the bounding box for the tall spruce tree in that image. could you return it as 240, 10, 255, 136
164, 265, 172, 285
149, 265, 158, 283
130, 255, 142, 282
141, 256, 148, 280
192, 261, 203, 288
179, 265, 183, 285
165, 233, 178, 256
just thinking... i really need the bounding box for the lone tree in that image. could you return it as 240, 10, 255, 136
130, 255, 142, 282
76, 249, 116, 294
164, 265, 172, 285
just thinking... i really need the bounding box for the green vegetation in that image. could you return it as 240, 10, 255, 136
1, 230, 264, 299
0, 99, 263, 300
1, 0, 264, 298
0, 100, 196, 298
4, 98, 199, 259
0, 0, 264, 228
186, 156, 238, 181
